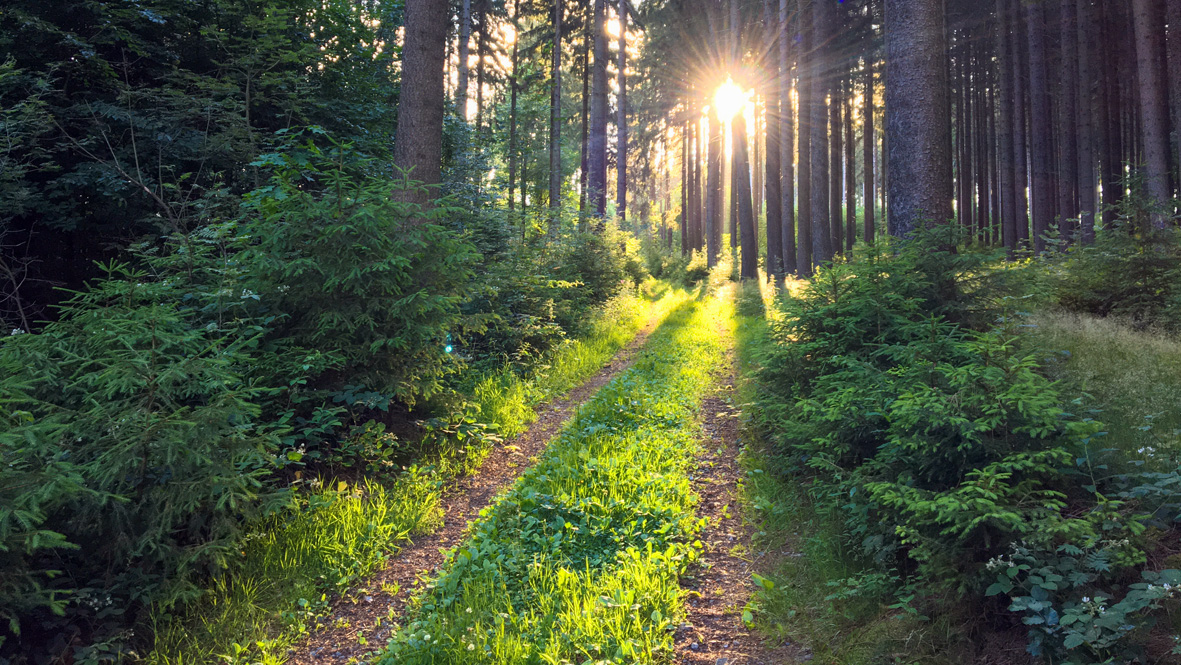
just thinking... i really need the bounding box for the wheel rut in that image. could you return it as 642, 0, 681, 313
672, 352, 802, 665
286, 321, 658, 664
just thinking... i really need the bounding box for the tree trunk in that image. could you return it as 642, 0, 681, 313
735, 113, 758, 279
997, 0, 1016, 253
707, 108, 723, 266
579, 0, 592, 225
1168, 0, 1181, 196
863, 56, 875, 245
457, 0, 472, 120
811, 0, 833, 263
549, 0, 563, 222
682, 122, 689, 254
1077, 0, 1097, 243
1026, 0, 1053, 251
781, 0, 797, 273
764, 0, 784, 277
616, 0, 629, 223
693, 114, 704, 251
475, 1, 489, 130
844, 74, 856, 251
508, 0, 521, 211
394, 0, 449, 210
883, 0, 953, 236
797, 0, 813, 275
1057, 0, 1080, 243
1133, 0, 1172, 227
1012, 0, 1030, 247
588, 0, 610, 221
830, 78, 843, 254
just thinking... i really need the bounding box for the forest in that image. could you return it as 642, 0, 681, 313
3, 0, 1181, 663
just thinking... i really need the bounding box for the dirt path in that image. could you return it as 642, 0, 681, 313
672, 352, 802, 665
286, 322, 657, 664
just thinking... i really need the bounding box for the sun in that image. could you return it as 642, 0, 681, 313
714, 78, 752, 121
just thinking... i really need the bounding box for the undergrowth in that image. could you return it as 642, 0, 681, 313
143, 288, 673, 665
375, 289, 729, 664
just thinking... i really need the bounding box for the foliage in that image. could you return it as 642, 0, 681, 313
748, 227, 1181, 661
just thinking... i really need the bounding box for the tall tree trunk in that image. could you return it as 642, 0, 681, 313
707, 108, 723, 266
883, 0, 953, 236
549, 0, 563, 223
997, 0, 1016, 253
1011, 0, 1030, 247
508, 0, 521, 211
1133, 0, 1172, 227
781, 0, 797, 273
682, 122, 689, 254
457, 0, 472, 120
587, 0, 610, 221
811, 0, 833, 263
975, 44, 990, 241
1077, 0, 1097, 243
476, 1, 489, 130
830, 78, 844, 254
394, 0, 449, 210
693, 114, 704, 251
844, 74, 856, 251
1057, 0, 1079, 242
1027, 0, 1053, 251
616, 0, 629, 222
765, 0, 784, 277
863, 56, 875, 245
579, 0, 592, 225
1168, 0, 1181, 196
797, 0, 813, 275
735, 113, 758, 279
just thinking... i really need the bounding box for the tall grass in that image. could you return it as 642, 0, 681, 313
1029, 311, 1181, 466
376, 289, 730, 664
148, 472, 441, 664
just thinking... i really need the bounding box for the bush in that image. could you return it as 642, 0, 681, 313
750, 227, 1181, 662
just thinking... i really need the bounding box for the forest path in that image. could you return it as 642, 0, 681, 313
285, 316, 660, 665
671, 296, 800, 665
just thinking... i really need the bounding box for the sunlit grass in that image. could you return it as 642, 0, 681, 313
376, 289, 730, 664
147, 473, 441, 664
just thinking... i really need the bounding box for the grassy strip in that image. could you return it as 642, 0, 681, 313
472, 283, 670, 438
144, 288, 670, 665
375, 289, 730, 664
1030, 311, 1181, 464
731, 280, 952, 665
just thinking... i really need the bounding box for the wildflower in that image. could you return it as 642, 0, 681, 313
467, 644, 476, 651
1082, 597, 1090, 603
466, 607, 473, 613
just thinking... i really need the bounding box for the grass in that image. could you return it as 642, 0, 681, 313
375, 288, 730, 664
731, 278, 958, 665
470, 283, 669, 438
144, 287, 675, 665
1028, 311, 1181, 467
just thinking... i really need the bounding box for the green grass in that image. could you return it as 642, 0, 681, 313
144, 288, 674, 665
147, 472, 442, 664
1029, 311, 1181, 466
471, 284, 671, 437
375, 289, 730, 664
731, 279, 959, 665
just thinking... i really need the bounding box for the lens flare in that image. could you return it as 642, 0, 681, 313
714, 78, 752, 121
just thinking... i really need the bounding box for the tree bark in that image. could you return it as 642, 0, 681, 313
475, 0, 489, 130
863, 56, 875, 245
579, 0, 592, 224
394, 0, 449, 209
764, 0, 784, 277
844, 74, 856, 251
549, 0, 563, 222
707, 108, 723, 266
509, 0, 521, 211
587, 0, 610, 221
997, 0, 1016, 253
1133, 0, 1172, 227
735, 113, 758, 279
883, 0, 953, 237
1077, 0, 1096, 243
781, 0, 797, 273
797, 0, 813, 275
830, 78, 844, 254
457, 0, 472, 120
616, 0, 629, 223
1027, 0, 1053, 251
811, 0, 833, 263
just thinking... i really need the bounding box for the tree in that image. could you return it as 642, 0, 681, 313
1132, 0, 1172, 227
617, 0, 629, 223
587, 0, 610, 219
764, 0, 784, 277
781, 0, 798, 273
863, 56, 875, 245
811, 0, 833, 262
549, 0, 563, 220
884, 0, 953, 236
458, 0, 473, 119
396, 0, 451, 207
1025, 0, 1052, 251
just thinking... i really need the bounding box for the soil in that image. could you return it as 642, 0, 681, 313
285, 322, 656, 665
672, 352, 802, 665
